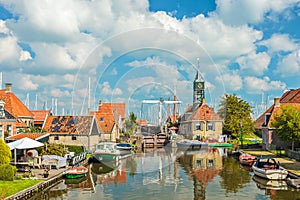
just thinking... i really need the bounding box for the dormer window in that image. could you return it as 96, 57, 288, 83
100, 117, 104, 122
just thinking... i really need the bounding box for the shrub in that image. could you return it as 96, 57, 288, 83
0, 139, 11, 165
0, 164, 17, 181
67, 145, 84, 155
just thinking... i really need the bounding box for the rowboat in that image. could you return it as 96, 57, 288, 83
252, 158, 288, 180
239, 154, 257, 166
64, 165, 88, 179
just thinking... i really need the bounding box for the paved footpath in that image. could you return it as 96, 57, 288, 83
242, 149, 300, 177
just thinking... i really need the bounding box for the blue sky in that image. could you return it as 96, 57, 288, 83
0, 0, 300, 122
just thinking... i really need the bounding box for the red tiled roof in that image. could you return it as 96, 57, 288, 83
0, 89, 33, 118
255, 88, 300, 128
137, 120, 147, 125
188, 104, 222, 121
31, 110, 51, 122
91, 103, 126, 133
6, 133, 49, 141
43, 116, 94, 134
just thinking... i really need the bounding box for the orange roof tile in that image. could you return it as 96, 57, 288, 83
6, 133, 49, 141
0, 89, 33, 118
91, 103, 126, 133
188, 104, 222, 121
31, 110, 51, 122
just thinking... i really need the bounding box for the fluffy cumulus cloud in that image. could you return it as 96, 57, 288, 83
244, 76, 287, 94
259, 34, 297, 53
275, 49, 300, 77
215, 73, 243, 91
0, 0, 298, 113
236, 51, 270, 76
212, 0, 300, 25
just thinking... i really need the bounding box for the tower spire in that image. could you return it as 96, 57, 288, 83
193, 58, 205, 109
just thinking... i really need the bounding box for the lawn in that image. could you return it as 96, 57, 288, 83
0, 179, 42, 198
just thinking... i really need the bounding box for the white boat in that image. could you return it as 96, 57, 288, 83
176, 140, 208, 150
252, 158, 288, 180
91, 142, 131, 163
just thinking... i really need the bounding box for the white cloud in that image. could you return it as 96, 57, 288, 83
212, 0, 299, 25
275, 49, 300, 77
100, 81, 123, 96
259, 34, 297, 53
50, 88, 71, 98
216, 73, 243, 91
19, 50, 32, 61
244, 76, 287, 94
236, 51, 270, 76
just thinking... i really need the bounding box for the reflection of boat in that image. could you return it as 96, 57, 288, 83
64, 176, 87, 184
239, 154, 257, 166
176, 140, 208, 150
252, 158, 288, 180
64, 165, 88, 179
208, 143, 232, 148
252, 175, 288, 190
240, 164, 253, 172
91, 161, 119, 175
92, 142, 132, 162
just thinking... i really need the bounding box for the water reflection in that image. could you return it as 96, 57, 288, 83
30, 147, 300, 200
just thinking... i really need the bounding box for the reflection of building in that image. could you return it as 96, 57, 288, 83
179, 149, 223, 200
178, 69, 223, 140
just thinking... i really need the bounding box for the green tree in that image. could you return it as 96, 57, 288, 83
272, 105, 300, 150
125, 112, 137, 136
218, 94, 255, 138
0, 138, 11, 165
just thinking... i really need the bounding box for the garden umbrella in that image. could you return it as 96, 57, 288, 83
7, 137, 44, 165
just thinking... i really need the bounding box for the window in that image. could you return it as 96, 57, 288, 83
7, 125, 12, 136
54, 135, 59, 140
195, 123, 202, 130
72, 136, 77, 140
264, 113, 271, 126
207, 122, 215, 131
100, 117, 104, 122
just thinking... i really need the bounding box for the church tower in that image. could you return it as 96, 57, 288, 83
193, 61, 205, 109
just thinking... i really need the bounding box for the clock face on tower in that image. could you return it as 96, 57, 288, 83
198, 83, 202, 89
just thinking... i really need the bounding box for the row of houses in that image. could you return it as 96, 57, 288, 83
0, 83, 125, 151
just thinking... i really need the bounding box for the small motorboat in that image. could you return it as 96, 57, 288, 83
252, 158, 288, 180
64, 165, 88, 179
239, 154, 257, 166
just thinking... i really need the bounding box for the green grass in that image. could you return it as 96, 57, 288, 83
0, 179, 42, 197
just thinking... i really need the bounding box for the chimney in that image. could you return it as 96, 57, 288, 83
202, 98, 206, 104
274, 97, 280, 108
98, 100, 103, 111
5, 83, 12, 93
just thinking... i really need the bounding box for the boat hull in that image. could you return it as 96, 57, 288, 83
252, 165, 288, 180
239, 154, 257, 166
65, 173, 86, 179
92, 153, 118, 162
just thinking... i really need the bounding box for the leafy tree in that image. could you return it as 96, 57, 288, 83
0, 138, 11, 165
218, 94, 255, 138
124, 112, 137, 136
272, 105, 300, 150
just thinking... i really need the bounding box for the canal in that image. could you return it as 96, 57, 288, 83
33, 147, 300, 200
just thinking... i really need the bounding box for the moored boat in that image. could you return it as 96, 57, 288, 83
208, 143, 232, 148
239, 154, 257, 166
64, 165, 88, 179
116, 143, 133, 153
92, 142, 120, 162
252, 158, 288, 180
176, 140, 208, 150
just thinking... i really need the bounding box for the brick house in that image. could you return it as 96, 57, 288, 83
0, 83, 34, 133
43, 115, 100, 151
255, 88, 300, 150
90, 101, 126, 142
0, 99, 17, 140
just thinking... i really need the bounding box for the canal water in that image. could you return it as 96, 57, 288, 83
33, 147, 300, 200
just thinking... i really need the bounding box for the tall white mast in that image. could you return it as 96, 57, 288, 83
88, 77, 91, 114
0, 72, 2, 90
25, 93, 30, 109
34, 94, 38, 110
